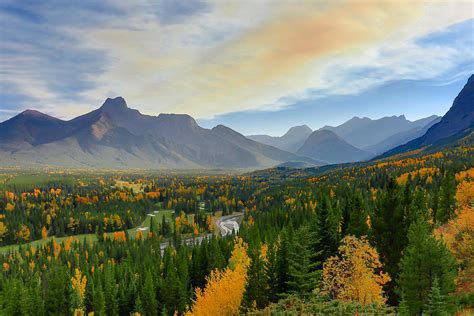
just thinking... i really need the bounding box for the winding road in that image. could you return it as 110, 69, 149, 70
215, 213, 243, 236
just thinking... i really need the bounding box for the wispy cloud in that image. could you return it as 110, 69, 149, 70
0, 0, 472, 123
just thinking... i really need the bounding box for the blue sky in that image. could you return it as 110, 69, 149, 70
0, 1, 473, 135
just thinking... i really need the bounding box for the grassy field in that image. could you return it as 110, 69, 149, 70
0, 209, 175, 254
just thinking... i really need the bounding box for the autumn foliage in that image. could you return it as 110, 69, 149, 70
186, 237, 250, 315
322, 235, 390, 305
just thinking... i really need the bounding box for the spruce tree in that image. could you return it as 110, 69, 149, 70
287, 226, 320, 297
310, 194, 338, 265
425, 278, 446, 316
397, 220, 456, 315
242, 247, 269, 310
346, 190, 369, 237
371, 178, 407, 303
92, 280, 106, 315
438, 172, 456, 223
142, 270, 158, 316
273, 228, 292, 297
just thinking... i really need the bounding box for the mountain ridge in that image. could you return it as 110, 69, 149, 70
0, 98, 321, 169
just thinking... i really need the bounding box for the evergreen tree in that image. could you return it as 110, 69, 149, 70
141, 270, 158, 316
287, 226, 320, 297
371, 178, 407, 303
346, 190, 369, 237
92, 280, 106, 315
425, 278, 446, 316
272, 228, 292, 297
397, 220, 456, 315
310, 195, 338, 265
242, 247, 269, 311
104, 265, 119, 316
44, 265, 70, 316
438, 172, 456, 223
134, 294, 144, 315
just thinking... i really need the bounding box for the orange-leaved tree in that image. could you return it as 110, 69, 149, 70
186, 236, 251, 315
434, 206, 474, 294
322, 235, 390, 305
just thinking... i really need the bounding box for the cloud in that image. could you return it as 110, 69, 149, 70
0, 0, 473, 122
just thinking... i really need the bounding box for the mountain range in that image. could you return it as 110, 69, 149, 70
247, 125, 313, 153
0, 97, 321, 169
246, 114, 440, 163
383, 74, 474, 156
0, 74, 472, 169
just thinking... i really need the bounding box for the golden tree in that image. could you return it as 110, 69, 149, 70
41, 226, 48, 240
186, 237, 250, 315
0, 222, 7, 241
456, 180, 474, 208
71, 268, 87, 315
17, 224, 30, 241
322, 235, 390, 304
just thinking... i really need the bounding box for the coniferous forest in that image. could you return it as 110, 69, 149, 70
0, 146, 473, 315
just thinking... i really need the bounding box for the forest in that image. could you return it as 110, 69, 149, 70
0, 146, 473, 315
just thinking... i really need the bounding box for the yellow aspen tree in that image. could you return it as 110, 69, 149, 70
186, 237, 250, 315
17, 224, 30, 241
322, 235, 390, 305
41, 226, 48, 239
0, 222, 8, 241
71, 268, 87, 315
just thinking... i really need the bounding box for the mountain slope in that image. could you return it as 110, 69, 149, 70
382, 74, 474, 156
247, 125, 313, 153
321, 115, 436, 149
0, 110, 68, 149
297, 130, 372, 164
213, 125, 322, 166
0, 97, 322, 169
365, 116, 441, 154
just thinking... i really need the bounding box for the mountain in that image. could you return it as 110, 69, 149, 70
365, 115, 441, 155
383, 74, 474, 156
0, 97, 322, 169
213, 125, 322, 166
321, 115, 438, 149
247, 125, 313, 153
296, 130, 372, 164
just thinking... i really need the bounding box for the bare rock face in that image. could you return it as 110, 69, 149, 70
0, 97, 322, 169
383, 74, 474, 156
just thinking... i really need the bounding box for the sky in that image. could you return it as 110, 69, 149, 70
0, 0, 473, 136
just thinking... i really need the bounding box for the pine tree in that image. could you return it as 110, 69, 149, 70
273, 228, 291, 297
44, 265, 70, 315
397, 295, 410, 316
92, 280, 106, 315
287, 226, 320, 297
397, 220, 456, 315
134, 294, 144, 315
242, 247, 269, 311
425, 278, 446, 316
438, 172, 456, 223
310, 194, 338, 265
371, 178, 407, 304
104, 265, 119, 315
141, 270, 158, 316
346, 190, 369, 237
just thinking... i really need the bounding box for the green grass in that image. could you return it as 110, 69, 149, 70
0, 209, 176, 254
0, 233, 98, 255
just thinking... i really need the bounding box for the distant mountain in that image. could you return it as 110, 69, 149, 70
297, 130, 372, 164
0, 97, 323, 169
321, 115, 439, 149
365, 115, 441, 155
213, 125, 322, 166
247, 125, 313, 153
383, 74, 474, 156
